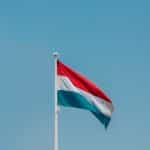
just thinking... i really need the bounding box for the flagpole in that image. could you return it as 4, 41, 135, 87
53, 52, 59, 150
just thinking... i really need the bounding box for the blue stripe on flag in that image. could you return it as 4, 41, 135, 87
58, 90, 111, 128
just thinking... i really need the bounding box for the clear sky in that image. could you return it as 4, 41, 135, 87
0, 0, 150, 150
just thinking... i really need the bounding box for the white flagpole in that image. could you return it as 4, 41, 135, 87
53, 52, 59, 150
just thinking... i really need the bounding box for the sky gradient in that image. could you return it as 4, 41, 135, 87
0, 0, 150, 150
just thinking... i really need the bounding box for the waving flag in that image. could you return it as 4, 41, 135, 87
57, 60, 114, 128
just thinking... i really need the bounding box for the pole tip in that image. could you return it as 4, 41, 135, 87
53, 51, 59, 58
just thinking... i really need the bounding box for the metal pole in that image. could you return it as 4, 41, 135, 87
53, 52, 59, 150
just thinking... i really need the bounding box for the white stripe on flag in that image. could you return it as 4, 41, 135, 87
57, 76, 113, 117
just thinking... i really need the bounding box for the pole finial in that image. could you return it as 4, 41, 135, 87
53, 51, 59, 59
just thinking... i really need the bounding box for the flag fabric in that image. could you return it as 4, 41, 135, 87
57, 60, 114, 128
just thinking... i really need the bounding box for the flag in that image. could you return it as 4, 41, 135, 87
57, 60, 114, 128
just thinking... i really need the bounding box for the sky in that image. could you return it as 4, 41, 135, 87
0, 0, 150, 150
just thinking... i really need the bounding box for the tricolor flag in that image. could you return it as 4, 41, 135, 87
57, 60, 114, 128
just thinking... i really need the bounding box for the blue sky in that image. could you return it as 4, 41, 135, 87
0, 0, 150, 150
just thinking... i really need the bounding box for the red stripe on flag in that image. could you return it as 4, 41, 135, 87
57, 60, 112, 103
